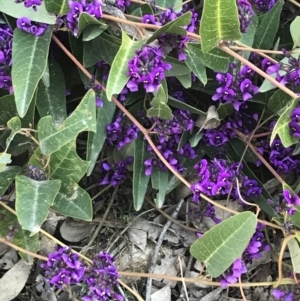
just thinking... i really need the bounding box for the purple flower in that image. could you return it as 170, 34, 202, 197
253, 0, 278, 13
16, 17, 48, 36
237, 0, 254, 33
127, 45, 172, 93
15, 0, 42, 11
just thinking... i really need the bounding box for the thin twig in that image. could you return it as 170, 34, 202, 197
91, 184, 112, 201
178, 256, 189, 301
82, 186, 118, 255
238, 276, 248, 301
145, 199, 185, 301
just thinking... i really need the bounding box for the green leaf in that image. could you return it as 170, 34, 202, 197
217, 103, 234, 119
133, 134, 150, 211
52, 180, 92, 221
156, 0, 182, 12
165, 56, 191, 77
168, 96, 206, 116
77, 13, 107, 38
92, 33, 121, 65
38, 89, 97, 155
288, 238, 300, 273
106, 30, 144, 101
147, 12, 192, 44
190, 212, 257, 277
290, 16, 300, 48
44, 0, 69, 14
0, 153, 12, 172
83, 40, 99, 67
5, 117, 21, 152
87, 95, 116, 176
151, 168, 169, 208
186, 43, 230, 73
37, 60, 67, 126
0, 208, 39, 264
0, 166, 21, 195
0, 1, 56, 24
200, 0, 241, 53
185, 46, 207, 85
270, 97, 299, 147
189, 133, 203, 147
147, 85, 173, 120
253, 0, 284, 49
176, 73, 192, 89
268, 90, 292, 115
12, 27, 53, 117
16, 175, 61, 233
83, 25, 104, 41
42, 61, 50, 87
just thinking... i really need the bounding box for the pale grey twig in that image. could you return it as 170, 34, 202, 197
145, 199, 185, 301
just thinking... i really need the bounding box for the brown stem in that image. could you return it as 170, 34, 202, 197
251, 131, 272, 139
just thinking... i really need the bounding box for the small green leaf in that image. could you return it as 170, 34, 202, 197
52, 180, 92, 221
87, 95, 116, 176
288, 238, 300, 273
36, 60, 67, 127
290, 16, 300, 48
16, 175, 61, 233
168, 96, 206, 116
165, 56, 191, 77
38, 89, 97, 155
189, 133, 203, 147
156, 0, 182, 12
133, 134, 150, 211
5, 117, 21, 152
44, 0, 69, 15
0, 166, 21, 195
190, 212, 257, 277
176, 73, 192, 89
0, 1, 56, 24
147, 85, 173, 120
253, 0, 284, 49
268, 90, 292, 115
147, 12, 192, 44
151, 168, 169, 208
12, 27, 53, 117
270, 97, 299, 147
106, 30, 144, 101
83, 25, 104, 41
77, 13, 107, 38
200, 0, 241, 53
0, 153, 12, 172
186, 43, 230, 73
185, 46, 207, 85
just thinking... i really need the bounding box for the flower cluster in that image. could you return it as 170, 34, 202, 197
41, 246, 86, 289
114, 0, 130, 11
212, 64, 259, 111
15, 0, 42, 11
142, 5, 199, 61
67, 0, 103, 36
106, 112, 139, 150
257, 136, 300, 174
265, 49, 300, 90
16, 17, 48, 36
220, 224, 270, 287
82, 252, 123, 301
190, 158, 262, 203
41, 247, 123, 301
144, 109, 195, 175
0, 23, 13, 93
203, 111, 259, 147
99, 157, 133, 187
273, 189, 300, 216
253, 0, 278, 13
127, 45, 172, 93
272, 289, 293, 301
237, 0, 254, 33
289, 101, 300, 139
